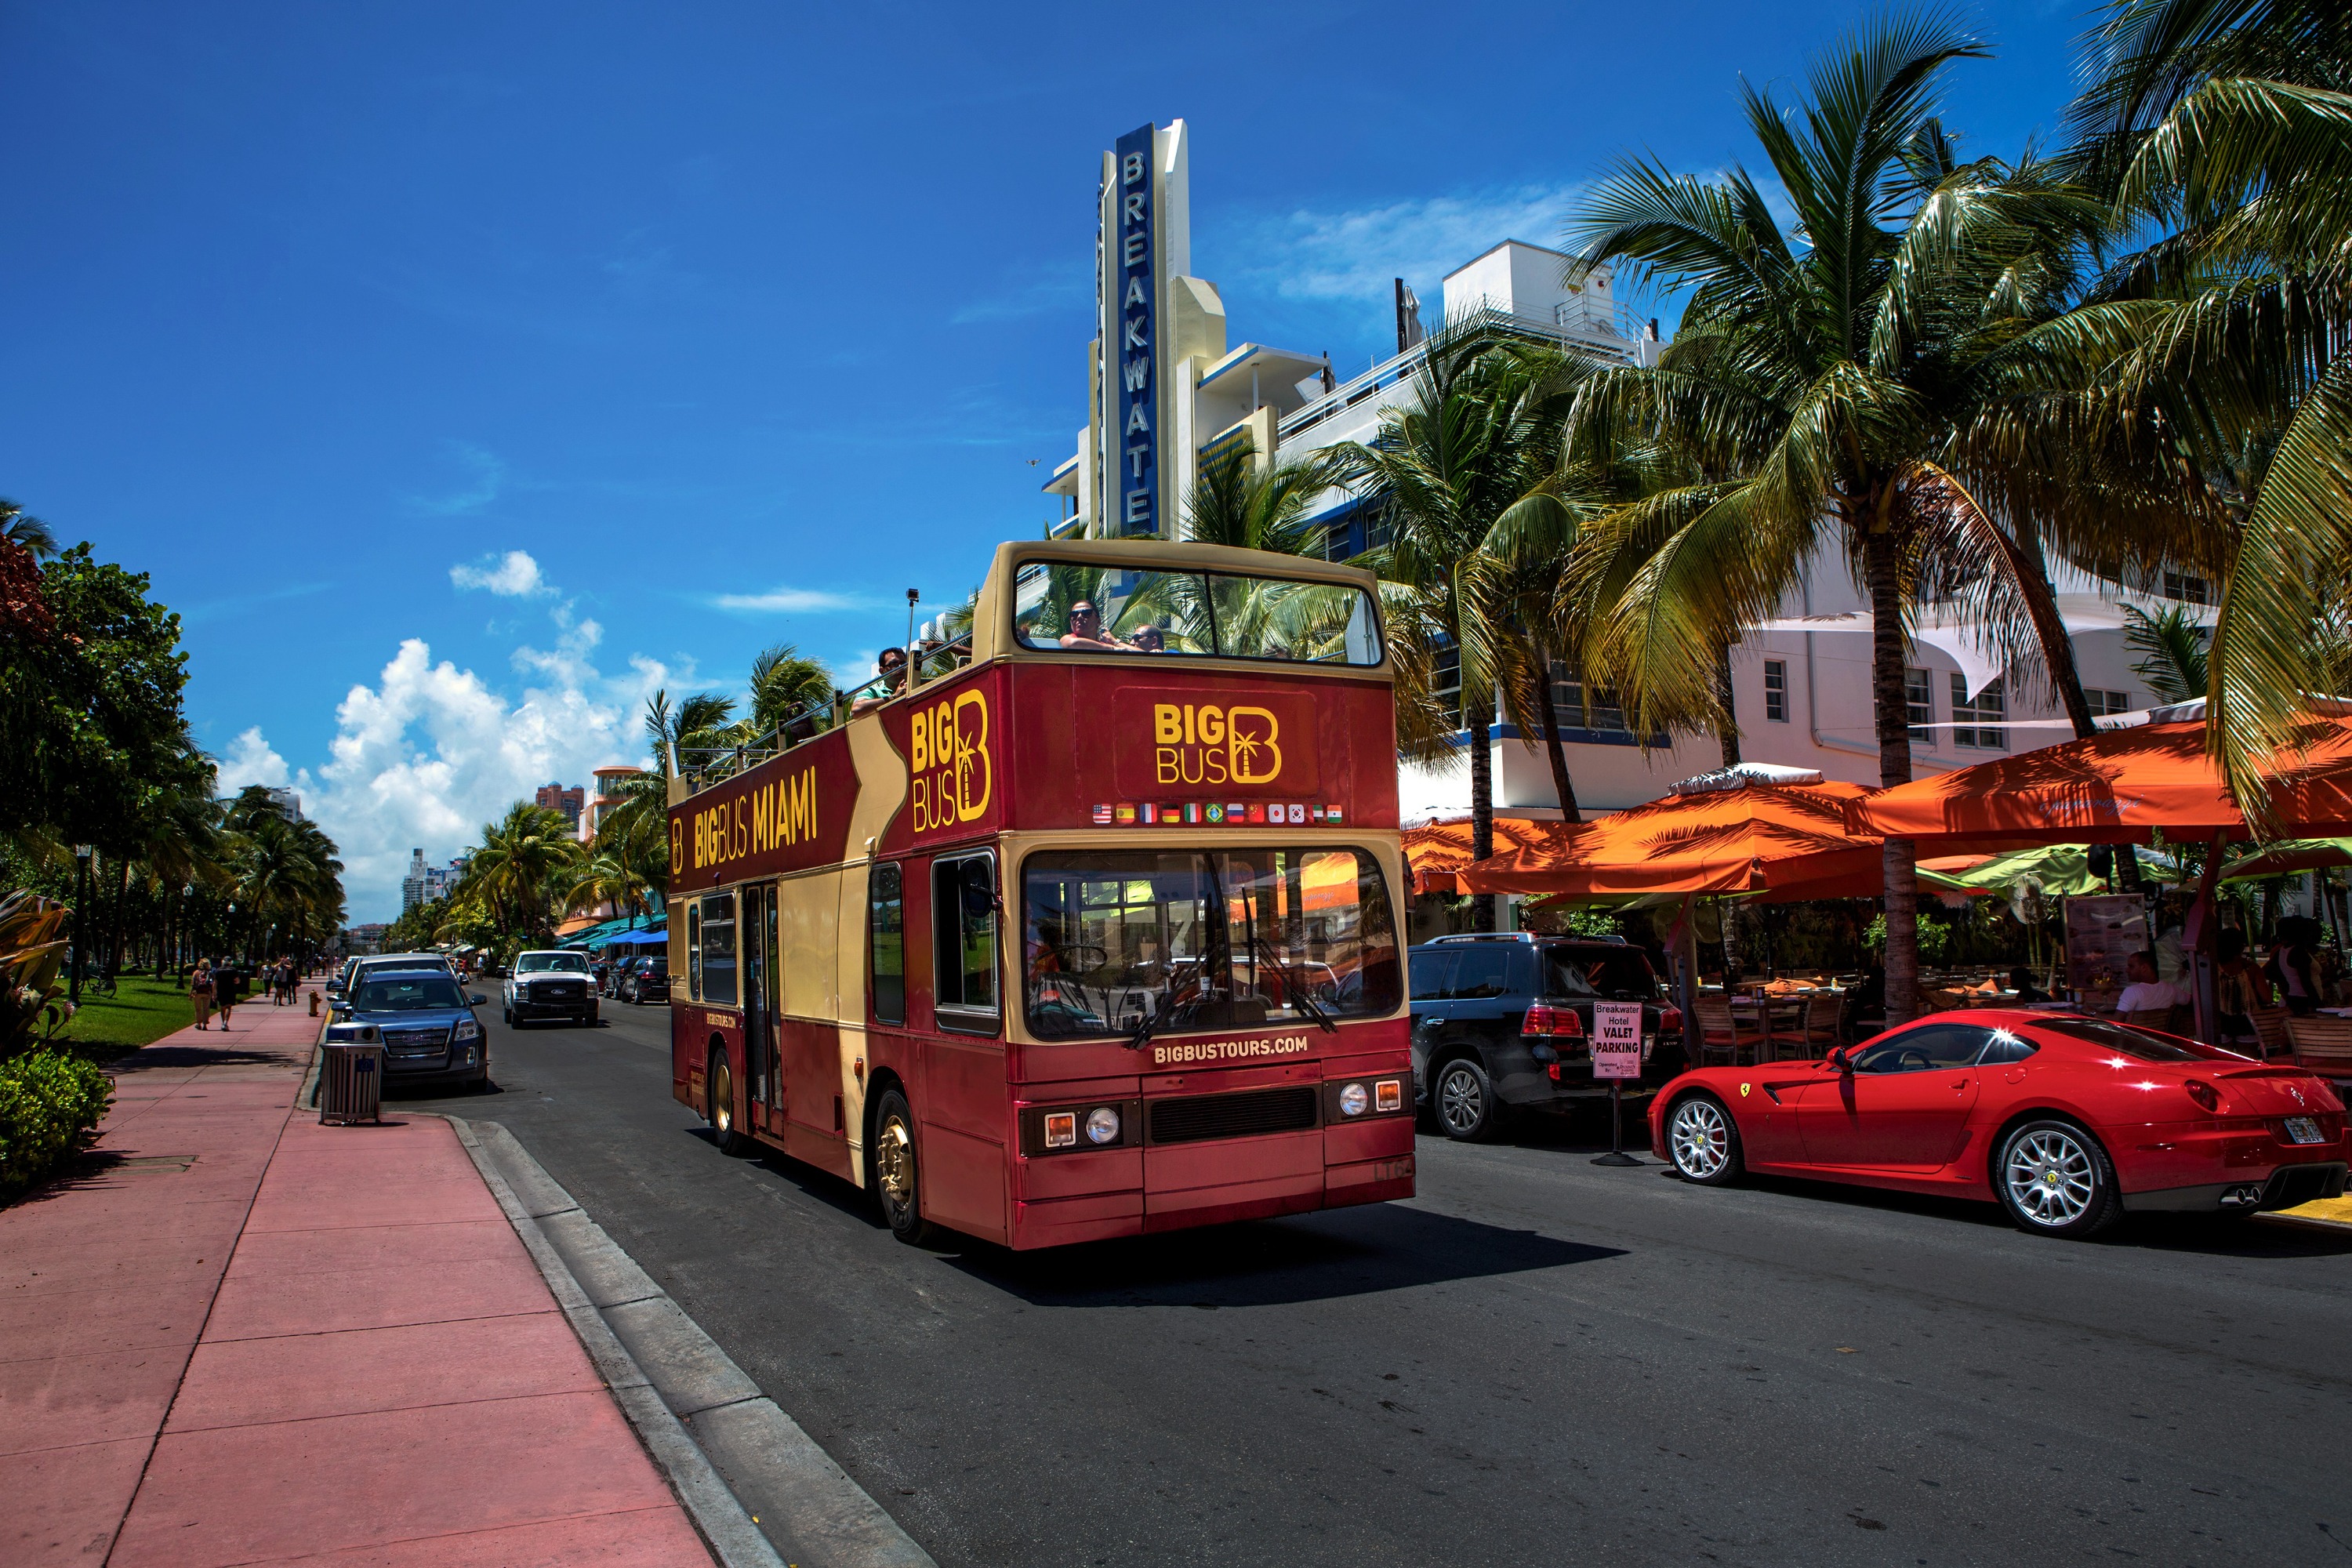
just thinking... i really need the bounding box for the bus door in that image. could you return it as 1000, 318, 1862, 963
742, 882, 781, 1123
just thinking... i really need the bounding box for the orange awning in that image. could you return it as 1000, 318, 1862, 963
1403, 818, 1581, 895
1845, 717, 2352, 851
1450, 781, 1883, 900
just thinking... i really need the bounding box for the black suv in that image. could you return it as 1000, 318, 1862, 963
1409, 934, 1687, 1141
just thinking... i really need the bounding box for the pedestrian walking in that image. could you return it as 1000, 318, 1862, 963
189, 959, 216, 1030
215, 959, 238, 1025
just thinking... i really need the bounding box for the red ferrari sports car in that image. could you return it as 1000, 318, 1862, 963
1649, 1010, 2348, 1237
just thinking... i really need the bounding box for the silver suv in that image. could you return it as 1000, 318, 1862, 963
502, 950, 598, 1028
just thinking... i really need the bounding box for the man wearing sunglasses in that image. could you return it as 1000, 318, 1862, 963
1057, 600, 1138, 654
851, 645, 909, 714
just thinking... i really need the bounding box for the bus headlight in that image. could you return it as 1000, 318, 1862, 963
1339, 1083, 1370, 1117
1085, 1105, 1121, 1145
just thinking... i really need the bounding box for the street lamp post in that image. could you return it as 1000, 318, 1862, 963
180, 883, 194, 978
69, 844, 93, 1005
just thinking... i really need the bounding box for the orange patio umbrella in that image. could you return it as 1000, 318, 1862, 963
1452, 781, 1884, 901
1403, 817, 1580, 896
1843, 717, 2352, 850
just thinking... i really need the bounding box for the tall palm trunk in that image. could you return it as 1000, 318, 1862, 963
1468, 681, 1496, 932
1715, 643, 1741, 768
1864, 523, 1922, 1025
108, 859, 130, 980
1530, 640, 1581, 822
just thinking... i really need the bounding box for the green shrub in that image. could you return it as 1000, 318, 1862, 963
0, 1049, 114, 1200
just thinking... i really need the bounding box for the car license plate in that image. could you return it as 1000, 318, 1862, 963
2283, 1116, 2328, 1145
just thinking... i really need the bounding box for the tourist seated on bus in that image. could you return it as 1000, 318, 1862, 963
1058, 601, 1134, 652
851, 647, 907, 715
1128, 622, 1166, 653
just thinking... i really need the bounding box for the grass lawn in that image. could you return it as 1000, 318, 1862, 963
48, 976, 195, 1065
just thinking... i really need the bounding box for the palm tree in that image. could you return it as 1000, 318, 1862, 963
2125, 602, 2212, 702
1560, 15, 2140, 1022
1338, 322, 1587, 930
2053, 0, 2352, 817
460, 802, 584, 943
1181, 434, 1348, 556
747, 643, 835, 739
0, 499, 59, 561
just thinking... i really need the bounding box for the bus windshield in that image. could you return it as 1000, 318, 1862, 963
1021, 848, 1402, 1040
1013, 560, 1381, 665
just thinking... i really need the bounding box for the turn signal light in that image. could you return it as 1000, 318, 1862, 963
1043, 1112, 1078, 1149
1521, 1005, 1584, 1038
2184, 1080, 2222, 1114
1375, 1079, 1403, 1112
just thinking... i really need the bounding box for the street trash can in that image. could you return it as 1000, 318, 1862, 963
320, 1038, 383, 1126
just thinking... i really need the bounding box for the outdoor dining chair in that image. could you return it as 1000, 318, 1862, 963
2122, 1007, 2176, 1033
1692, 994, 1766, 1066
2248, 1005, 2294, 1059
1774, 996, 1844, 1058
2283, 1015, 2352, 1083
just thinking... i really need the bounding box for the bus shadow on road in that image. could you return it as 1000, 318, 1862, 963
942, 1203, 1625, 1309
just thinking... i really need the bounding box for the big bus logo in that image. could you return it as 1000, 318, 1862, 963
1153, 702, 1283, 786
911, 689, 993, 833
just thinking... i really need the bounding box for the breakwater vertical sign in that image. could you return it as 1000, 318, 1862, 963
1110, 123, 1159, 537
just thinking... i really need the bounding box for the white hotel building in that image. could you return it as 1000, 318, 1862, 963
1043, 120, 2201, 829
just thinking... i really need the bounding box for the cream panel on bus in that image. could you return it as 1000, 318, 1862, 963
777, 867, 840, 1020
833, 860, 873, 1185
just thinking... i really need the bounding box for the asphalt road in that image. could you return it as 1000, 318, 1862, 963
399, 997, 2352, 1568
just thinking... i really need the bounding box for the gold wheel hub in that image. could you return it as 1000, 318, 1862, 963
711, 1061, 732, 1133
877, 1116, 915, 1205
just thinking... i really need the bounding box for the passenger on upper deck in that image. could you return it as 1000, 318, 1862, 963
1058, 601, 1135, 653
851, 646, 907, 715
1128, 622, 1166, 653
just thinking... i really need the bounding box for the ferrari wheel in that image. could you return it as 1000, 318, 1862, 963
1667, 1094, 1743, 1185
871, 1088, 936, 1245
1997, 1120, 2121, 1238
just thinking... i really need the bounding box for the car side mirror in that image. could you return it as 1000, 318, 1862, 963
1828, 1046, 1852, 1073
470, 993, 487, 1006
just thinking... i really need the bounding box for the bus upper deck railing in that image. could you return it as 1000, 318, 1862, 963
674, 629, 977, 797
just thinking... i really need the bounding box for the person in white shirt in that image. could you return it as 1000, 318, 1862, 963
2117, 950, 2187, 1016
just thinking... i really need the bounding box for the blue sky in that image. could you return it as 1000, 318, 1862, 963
0, 1, 2093, 916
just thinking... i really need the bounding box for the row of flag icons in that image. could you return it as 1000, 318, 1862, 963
1091, 801, 1344, 826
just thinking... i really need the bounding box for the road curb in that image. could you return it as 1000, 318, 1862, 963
442, 1114, 935, 1568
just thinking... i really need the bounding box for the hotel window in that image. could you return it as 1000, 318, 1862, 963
1762, 660, 1788, 722
2085, 688, 2132, 718
1951, 675, 2007, 750
1552, 661, 1628, 733
1431, 643, 1463, 728
2162, 572, 2212, 605
1904, 668, 1933, 743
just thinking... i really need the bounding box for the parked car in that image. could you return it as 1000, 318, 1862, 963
620, 954, 670, 1004
1652, 1011, 2349, 1238
332, 952, 456, 1000
502, 950, 599, 1027
1408, 933, 1687, 1141
325, 966, 490, 1092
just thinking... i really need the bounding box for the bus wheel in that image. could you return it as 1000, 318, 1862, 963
706, 1048, 754, 1156
871, 1088, 935, 1245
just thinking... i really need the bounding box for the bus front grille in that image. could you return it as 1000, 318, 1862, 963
1149, 1085, 1319, 1145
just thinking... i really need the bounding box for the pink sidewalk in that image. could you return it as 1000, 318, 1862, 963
1, 985, 712, 1566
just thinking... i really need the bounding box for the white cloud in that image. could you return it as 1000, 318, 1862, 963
712, 586, 872, 614
240, 627, 681, 921
408, 441, 506, 516
450, 549, 554, 597
1227, 183, 1589, 305
214, 727, 290, 790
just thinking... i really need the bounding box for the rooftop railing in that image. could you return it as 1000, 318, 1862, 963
1276, 303, 1642, 446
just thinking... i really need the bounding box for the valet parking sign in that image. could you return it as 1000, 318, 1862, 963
1592, 1002, 1643, 1080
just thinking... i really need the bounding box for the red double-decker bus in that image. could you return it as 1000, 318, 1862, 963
666, 538, 1413, 1248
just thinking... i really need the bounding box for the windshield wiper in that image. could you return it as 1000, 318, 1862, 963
1128, 1007, 1160, 1052
1247, 931, 1336, 1033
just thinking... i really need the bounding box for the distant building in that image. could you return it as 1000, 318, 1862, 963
587, 766, 648, 840
346, 923, 390, 956
423, 852, 470, 904
401, 848, 427, 914
265, 786, 302, 819
536, 781, 586, 829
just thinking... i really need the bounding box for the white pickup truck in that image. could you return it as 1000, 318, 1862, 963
502, 950, 599, 1028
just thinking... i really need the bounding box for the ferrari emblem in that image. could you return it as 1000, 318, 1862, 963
1739, 1083, 1751, 1098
